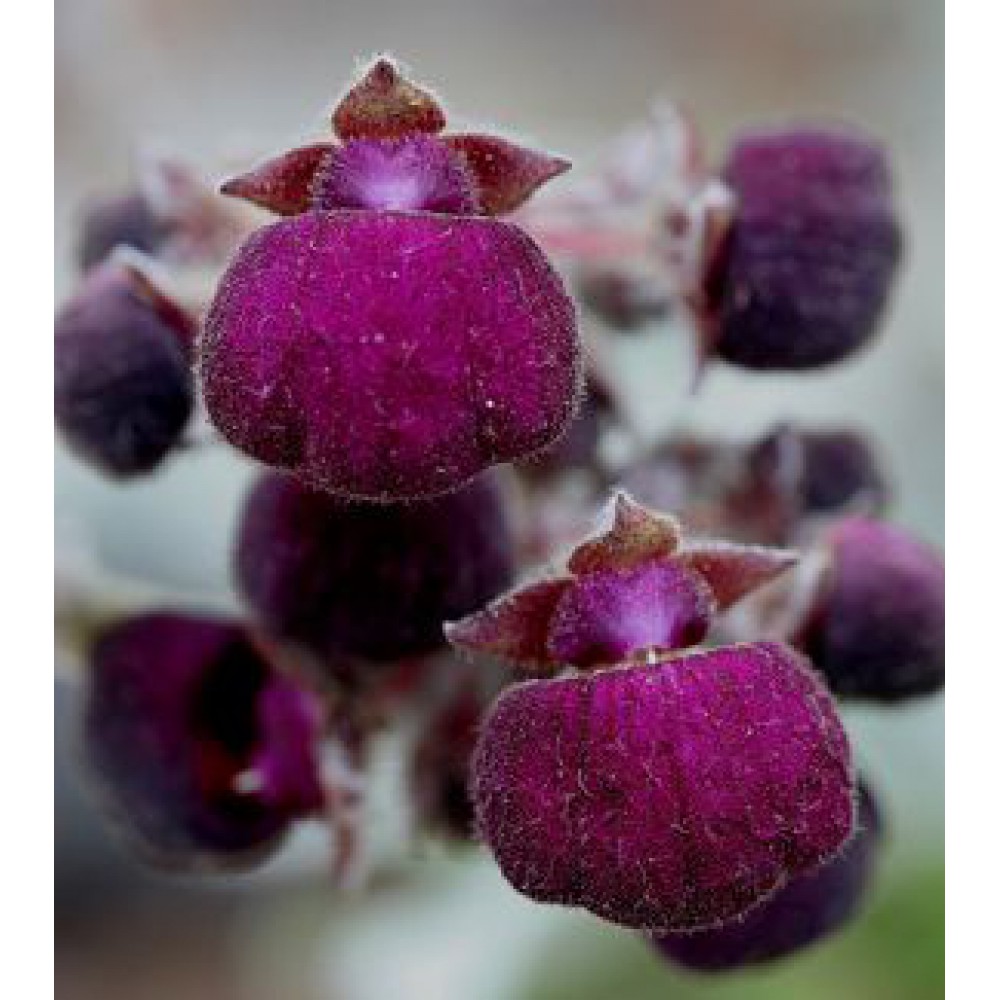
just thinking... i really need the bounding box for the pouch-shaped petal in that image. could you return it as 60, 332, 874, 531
472, 641, 854, 932
201, 210, 580, 501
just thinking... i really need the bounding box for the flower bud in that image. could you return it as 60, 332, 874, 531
55, 264, 195, 478
709, 127, 902, 370
83, 612, 326, 868
235, 472, 514, 665
798, 517, 945, 702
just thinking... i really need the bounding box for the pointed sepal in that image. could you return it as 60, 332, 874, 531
445, 134, 570, 215
445, 578, 571, 671
677, 541, 798, 610
220, 143, 336, 216
333, 57, 446, 141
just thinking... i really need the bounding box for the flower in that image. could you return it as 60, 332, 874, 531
652, 779, 882, 969
449, 493, 855, 931
700, 126, 902, 370
796, 517, 945, 701
234, 470, 514, 665
83, 612, 326, 868
55, 263, 195, 478
202, 57, 580, 501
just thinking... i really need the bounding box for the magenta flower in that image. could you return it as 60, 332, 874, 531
449, 493, 855, 931
55, 263, 195, 478
83, 612, 326, 868
797, 517, 945, 702
699, 127, 902, 371
234, 470, 514, 666
653, 779, 882, 969
202, 58, 581, 501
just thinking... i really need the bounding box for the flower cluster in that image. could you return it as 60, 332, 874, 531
55, 54, 943, 977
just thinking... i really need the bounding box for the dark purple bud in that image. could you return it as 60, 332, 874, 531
235, 471, 514, 665
709, 127, 902, 370
83, 612, 326, 868
55, 264, 195, 478
202, 210, 580, 500
78, 192, 170, 271
332, 58, 447, 141
575, 263, 672, 331
443, 133, 570, 216
472, 641, 855, 932
748, 423, 889, 521
798, 517, 945, 702
312, 135, 477, 214
653, 779, 882, 969
220, 143, 336, 216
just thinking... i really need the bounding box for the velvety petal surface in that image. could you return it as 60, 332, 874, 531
712, 127, 902, 370
235, 471, 514, 663
201, 210, 580, 500
472, 641, 854, 931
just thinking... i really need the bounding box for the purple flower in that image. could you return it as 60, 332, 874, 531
653, 779, 882, 969
204, 58, 579, 501
234, 471, 514, 665
55, 263, 195, 478
83, 612, 326, 868
471, 642, 854, 932
797, 517, 945, 702
449, 493, 853, 931
704, 127, 902, 370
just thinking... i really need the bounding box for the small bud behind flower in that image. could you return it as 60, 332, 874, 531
235, 472, 514, 666
797, 517, 945, 702
705, 127, 902, 370
55, 263, 195, 478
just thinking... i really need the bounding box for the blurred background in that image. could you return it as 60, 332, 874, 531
55, 1, 943, 997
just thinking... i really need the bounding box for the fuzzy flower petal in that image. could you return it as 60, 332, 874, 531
708, 127, 902, 370
235, 471, 514, 664
445, 579, 573, 670
568, 492, 681, 575
676, 542, 797, 610
55, 263, 195, 478
472, 641, 854, 932
201, 210, 580, 500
